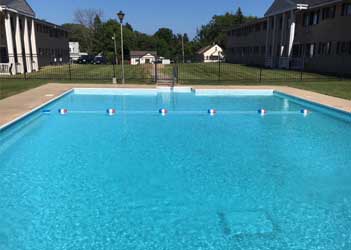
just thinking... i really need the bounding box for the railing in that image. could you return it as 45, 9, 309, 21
279, 57, 290, 69
0, 63, 10, 75
16, 63, 22, 73
290, 57, 304, 70
264, 57, 273, 68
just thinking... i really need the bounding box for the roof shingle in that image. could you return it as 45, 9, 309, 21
130, 51, 157, 58
0, 0, 35, 16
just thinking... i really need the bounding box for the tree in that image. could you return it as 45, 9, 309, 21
63, 6, 256, 61
74, 8, 103, 29
195, 8, 257, 49
235, 7, 244, 24
62, 23, 91, 52
92, 15, 104, 54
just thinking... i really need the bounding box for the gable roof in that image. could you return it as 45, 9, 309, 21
197, 44, 221, 55
130, 51, 157, 58
0, 0, 35, 16
265, 0, 342, 16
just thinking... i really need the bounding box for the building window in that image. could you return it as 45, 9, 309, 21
342, 4, 351, 16
263, 21, 267, 30
305, 44, 315, 57
253, 46, 259, 55
254, 23, 260, 32
336, 42, 341, 54
341, 41, 347, 53
311, 11, 320, 25
303, 13, 309, 26
279, 16, 283, 29
270, 18, 274, 29
322, 6, 336, 20
349, 41, 351, 55
318, 42, 323, 55
327, 42, 332, 55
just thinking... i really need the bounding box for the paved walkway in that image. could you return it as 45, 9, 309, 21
1, 83, 350, 127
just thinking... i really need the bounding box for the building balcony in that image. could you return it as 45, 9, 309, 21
0, 63, 10, 75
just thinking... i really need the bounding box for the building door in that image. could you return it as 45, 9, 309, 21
0, 47, 9, 63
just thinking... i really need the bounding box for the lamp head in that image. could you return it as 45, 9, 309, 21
117, 11, 125, 23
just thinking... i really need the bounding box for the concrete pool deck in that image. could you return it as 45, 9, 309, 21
0, 83, 350, 127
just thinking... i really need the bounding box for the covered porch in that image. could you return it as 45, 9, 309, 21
0, 8, 38, 75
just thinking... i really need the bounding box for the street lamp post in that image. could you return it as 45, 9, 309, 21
112, 33, 118, 84
117, 11, 125, 84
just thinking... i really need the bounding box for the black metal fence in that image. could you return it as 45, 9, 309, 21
0, 61, 344, 83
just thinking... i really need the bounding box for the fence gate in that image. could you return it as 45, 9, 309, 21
154, 63, 177, 85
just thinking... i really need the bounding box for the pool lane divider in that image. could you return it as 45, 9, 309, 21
159, 108, 168, 116
258, 109, 268, 116
51, 109, 311, 116
106, 108, 117, 116
58, 109, 68, 115
208, 109, 217, 116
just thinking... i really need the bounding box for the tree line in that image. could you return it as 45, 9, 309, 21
62, 8, 256, 63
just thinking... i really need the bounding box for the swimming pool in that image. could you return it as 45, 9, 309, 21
0, 88, 350, 250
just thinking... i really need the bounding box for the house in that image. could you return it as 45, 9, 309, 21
69, 42, 81, 62
226, 0, 351, 76
0, 0, 69, 75
69, 42, 87, 62
158, 57, 171, 65
196, 44, 224, 63
130, 51, 157, 65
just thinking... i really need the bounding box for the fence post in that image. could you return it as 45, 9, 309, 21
300, 57, 304, 81
218, 59, 221, 82
172, 64, 177, 86
176, 64, 179, 84
112, 63, 117, 84
154, 63, 158, 83
68, 62, 72, 81
259, 67, 262, 82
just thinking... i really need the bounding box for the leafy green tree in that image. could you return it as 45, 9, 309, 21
62, 23, 91, 52
236, 7, 244, 24
63, 6, 256, 62
92, 15, 103, 54
195, 7, 256, 49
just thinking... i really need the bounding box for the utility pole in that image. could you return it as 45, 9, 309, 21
182, 34, 185, 64
113, 33, 118, 65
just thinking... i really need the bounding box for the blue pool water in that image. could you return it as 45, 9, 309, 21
0, 89, 351, 250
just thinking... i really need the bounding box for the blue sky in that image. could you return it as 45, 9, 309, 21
29, 0, 272, 38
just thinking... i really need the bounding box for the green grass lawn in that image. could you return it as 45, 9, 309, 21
176, 63, 338, 82
0, 64, 153, 81
0, 63, 350, 100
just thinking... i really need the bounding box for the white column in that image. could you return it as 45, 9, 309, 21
23, 17, 32, 73
15, 15, 24, 73
280, 13, 287, 56
4, 12, 16, 74
265, 17, 271, 57
288, 10, 296, 57
30, 18, 38, 71
271, 15, 277, 58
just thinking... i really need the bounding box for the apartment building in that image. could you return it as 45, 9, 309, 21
0, 0, 69, 75
226, 0, 351, 76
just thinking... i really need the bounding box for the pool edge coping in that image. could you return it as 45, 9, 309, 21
0, 89, 73, 131
0, 84, 350, 130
